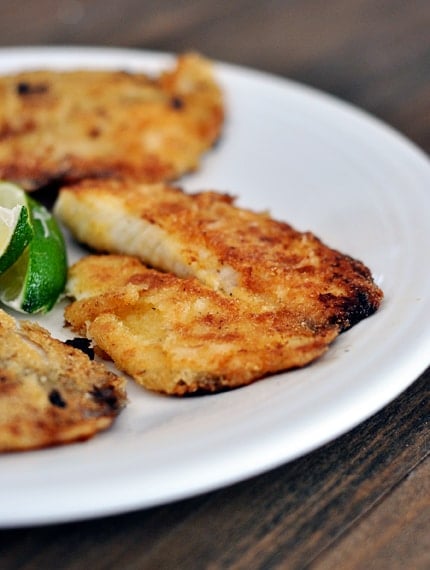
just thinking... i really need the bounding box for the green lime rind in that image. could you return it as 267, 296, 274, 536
22, 197, 68, 313
0, 205, 34, 274
0, 198, 68, 314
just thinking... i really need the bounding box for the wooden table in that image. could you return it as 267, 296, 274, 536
0, 1, 429, 568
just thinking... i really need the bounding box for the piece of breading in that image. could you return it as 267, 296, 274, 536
55, 179, 383, 334
0, 309, 126, 452
64, 255, 340, 395
0, 53, 223, 190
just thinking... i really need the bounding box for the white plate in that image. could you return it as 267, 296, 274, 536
1, 47, 429, 528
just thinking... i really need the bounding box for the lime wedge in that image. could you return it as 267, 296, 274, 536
0, 195, 68, 314
0, 182, 34, 274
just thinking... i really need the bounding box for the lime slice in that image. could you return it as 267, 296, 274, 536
0, 195, 68, 314
0, 182, 34, 274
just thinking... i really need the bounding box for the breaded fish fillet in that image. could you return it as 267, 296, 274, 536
0, 53, 223, 190
64, 255, 340, 395
55, 179, 383, 333
0, 309, 126, 452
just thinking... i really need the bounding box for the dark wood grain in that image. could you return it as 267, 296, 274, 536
312, 457, 430, 570
0, 1, 429, 568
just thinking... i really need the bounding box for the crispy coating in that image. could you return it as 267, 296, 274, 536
0, 309, 126, 452
55, 179, 383, 333
0, 53, 223, 190
65, 255, 340, 395
58, 179, 383, 395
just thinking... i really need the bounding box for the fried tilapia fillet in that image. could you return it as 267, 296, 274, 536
0, 309, 126, 452
0, 53, 223, 190
57, 179, 383, 395
65, 255, 340, 395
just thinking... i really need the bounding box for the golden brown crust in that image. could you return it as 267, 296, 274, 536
56, 179, 383, 333
0, 53, 223, 190
0, 309, 127, 452
65, 255, 339, 395
57, 180, 382, 395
